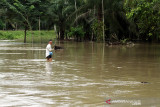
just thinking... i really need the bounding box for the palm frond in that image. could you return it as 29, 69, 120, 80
66, 3, 89, 21
63, 5, 75, 15
73, 9, 93, 24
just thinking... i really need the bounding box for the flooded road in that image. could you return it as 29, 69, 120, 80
0, 40, 160, 107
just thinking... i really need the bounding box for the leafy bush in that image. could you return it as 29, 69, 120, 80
126, 0, 160, 41
68, 26, 85, 40
91, 20, 103, 42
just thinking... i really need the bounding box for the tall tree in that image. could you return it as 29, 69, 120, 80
125, 0, 160, 41
2, 0, 38, 43
47, 0, 78, 40
69, 0, 129, 41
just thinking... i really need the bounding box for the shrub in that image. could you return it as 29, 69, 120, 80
68, 26, 85, 41
91, 20, 103, 42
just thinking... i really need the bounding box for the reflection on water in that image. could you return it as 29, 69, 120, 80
0, 41, 160, 106
45, 62, 53, 73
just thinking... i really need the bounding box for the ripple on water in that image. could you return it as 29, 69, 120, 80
104, 79, 141, 86
1, 41, 160, 106
0, 53, 26, 55
0, 47, 45, 51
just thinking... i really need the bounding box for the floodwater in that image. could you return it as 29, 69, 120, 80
0, 40, 160, 107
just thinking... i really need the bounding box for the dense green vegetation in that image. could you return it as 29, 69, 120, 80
0, 0, 159, 43
125, 0, 160, 42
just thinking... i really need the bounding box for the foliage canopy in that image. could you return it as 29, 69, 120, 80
0, 0, 159, 42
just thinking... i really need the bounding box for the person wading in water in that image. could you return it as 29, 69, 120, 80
46, 40, 54, 62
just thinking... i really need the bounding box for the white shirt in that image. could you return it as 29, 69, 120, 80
46, 44, 52, 57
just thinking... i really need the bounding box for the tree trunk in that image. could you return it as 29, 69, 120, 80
39, 16, 42, 43
97, 4, 102, 21
39, 16, 41, 31
24, 27, 27, 43
60, 29, 64, 40
23, 16, 31, 43
102, 0, 105, 42
15, 23, 17, 31
75, 0, 77, 25
58, 31, 60, 40
3, 20, 6, 30
59, 24, 65, 40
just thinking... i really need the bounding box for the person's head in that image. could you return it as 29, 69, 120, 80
49, 40, 52, 44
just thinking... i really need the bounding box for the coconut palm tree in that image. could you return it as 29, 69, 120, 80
69, 0, 131, 41
47, 0, 74, 40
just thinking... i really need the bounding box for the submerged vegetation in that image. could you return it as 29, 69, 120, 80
0, 0, 159, 43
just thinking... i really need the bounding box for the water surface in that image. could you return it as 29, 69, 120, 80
0, 40, 160, 106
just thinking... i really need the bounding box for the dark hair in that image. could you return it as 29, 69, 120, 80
49, 39, 52, 42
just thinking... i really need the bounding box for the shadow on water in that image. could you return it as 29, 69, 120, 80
0, 40, 160, 106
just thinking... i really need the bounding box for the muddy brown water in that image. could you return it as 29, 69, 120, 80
0, 40, 160, 107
